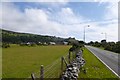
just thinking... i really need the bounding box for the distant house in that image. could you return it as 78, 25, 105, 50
44, 42, 47, 44
27, 42, 36, 46
20, 42, 35, 46
49, 42, 56, 45
63, 42, 68, 45
38, 42, 42, 45
20, 42, 28, 46
38, 42, 42, 44
27, 42, 30, 45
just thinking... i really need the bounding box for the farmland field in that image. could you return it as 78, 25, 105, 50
2, 45, 119, 79
0, 47, 2, 78
2, 45, 71, 78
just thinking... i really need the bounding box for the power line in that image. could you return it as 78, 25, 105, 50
52, 18, 118, 25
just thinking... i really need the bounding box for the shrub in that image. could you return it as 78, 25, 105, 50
2, 43, 10, 48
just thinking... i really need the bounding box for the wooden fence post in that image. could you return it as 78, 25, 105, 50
72, 52, 74, 60
61, 57, 63, 74
40, 65, 44, 80
68, 52, 71, 64
31, 73, 35, 80
60, 57, 63, 79
63, 57, 68, 67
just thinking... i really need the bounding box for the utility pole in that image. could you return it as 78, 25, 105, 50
83, 25, 90, 44
101, 32, 107, 41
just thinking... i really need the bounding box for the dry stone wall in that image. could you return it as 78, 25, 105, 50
61, 49, 85, 80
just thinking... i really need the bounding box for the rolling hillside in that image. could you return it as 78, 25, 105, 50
1, 29, 71, 44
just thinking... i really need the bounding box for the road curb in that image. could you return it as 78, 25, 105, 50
86, 46, 120, 78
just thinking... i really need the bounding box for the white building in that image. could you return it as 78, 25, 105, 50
63, 42, 68, 45
49, 42, 56, 45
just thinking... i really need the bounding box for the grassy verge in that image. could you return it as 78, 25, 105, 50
79, 48, 118, 78
0, 48, 2, 79
2, 45, 71, 78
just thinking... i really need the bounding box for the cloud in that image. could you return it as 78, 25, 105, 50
1, 0, 69, 2
92, 0, 118, 42
2, 3, 25, 30
25, 8, 48, 23
96, 0, 119, 19
86, 22, 118, 42
1, 2, 88, 40
57, 7, 81, 24
105, 2, 118, 20
1, 2, 118, 42
1, 3, 71, 37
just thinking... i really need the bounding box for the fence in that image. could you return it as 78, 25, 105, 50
30, 48, 85, 80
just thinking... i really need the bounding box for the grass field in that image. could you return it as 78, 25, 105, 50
2, 45, 118, 79
79, 48, 118, 78
0, 48, 2, 79
2, 45, 71, 78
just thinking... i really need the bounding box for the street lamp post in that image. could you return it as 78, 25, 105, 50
101, 32, 107, 41
83, 25, 90, 44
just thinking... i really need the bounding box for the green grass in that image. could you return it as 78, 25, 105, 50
79, 48, 118, 78
2, 45, 71, 78
2, 45, 119, 79
0, 47, 2, 79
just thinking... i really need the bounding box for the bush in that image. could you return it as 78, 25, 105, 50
69, 41, 82, 53
104, 44, 112, 51
30, 43, 36, 47
2, 43, 10, 48
112, 42, 120, 53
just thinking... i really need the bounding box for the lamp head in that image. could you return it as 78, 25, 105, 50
88, 25, 90, 27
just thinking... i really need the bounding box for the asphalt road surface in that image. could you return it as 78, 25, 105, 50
86, 46, 120, 78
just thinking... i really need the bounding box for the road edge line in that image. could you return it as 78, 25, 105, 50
86, 46, 120, 78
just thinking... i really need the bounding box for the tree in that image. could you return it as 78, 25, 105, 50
2, 43, 10, 48
113, 41, 120, 53
101, 39, 107, 47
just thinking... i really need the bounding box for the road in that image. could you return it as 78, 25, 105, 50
86, 46, 120, 78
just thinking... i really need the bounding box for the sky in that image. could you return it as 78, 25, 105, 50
0, 0, 119, 42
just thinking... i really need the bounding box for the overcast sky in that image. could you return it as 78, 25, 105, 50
0, 0, 119, 42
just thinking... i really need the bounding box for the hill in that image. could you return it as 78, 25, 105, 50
1, 29, 69, 44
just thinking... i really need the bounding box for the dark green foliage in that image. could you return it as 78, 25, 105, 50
93, 41, 101, 47
112, 41, 120, 53
78, 41, 84, 44
87, 41, 94, 45
103, 42, 120, 53
87, 40, 120, 53
2, 43, 10, 48
104, 42, 115, 51
104, 44, 112, 51
101, 39, 107, 47
69, 40, 83, 53
2, 29, 67, 45
101, 39, 106, 43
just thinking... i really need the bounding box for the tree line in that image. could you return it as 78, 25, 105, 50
2, 29, 65, 44
1, 29, 77, 48
87, 40, 120, 53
